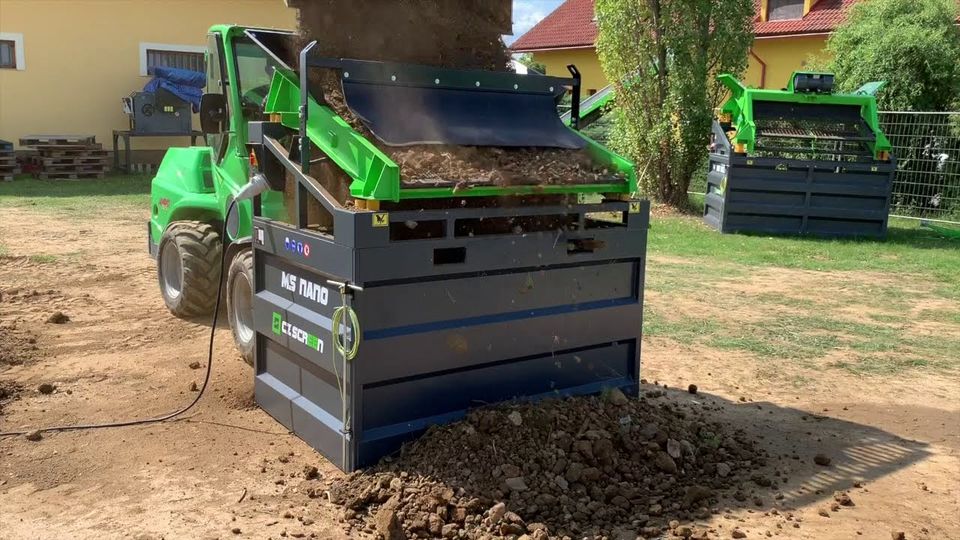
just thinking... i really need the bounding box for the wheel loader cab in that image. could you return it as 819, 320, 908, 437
150, 26, 296, 366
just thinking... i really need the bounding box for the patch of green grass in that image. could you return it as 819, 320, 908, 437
753, 292, 821, 310
828, 355, 947, 376
707, 319, 841, 362
643, 309, 722, 342
28, 254, 57, 264
646, 300, 960, 376
867, 313, 906, 324
650, 208, 960, 301
917, 308, 960, 325
0, 174, 152, 212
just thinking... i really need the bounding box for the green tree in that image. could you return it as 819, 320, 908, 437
826, 0, 960, 111
595, 0, 754, 207
515, 53, 546, 74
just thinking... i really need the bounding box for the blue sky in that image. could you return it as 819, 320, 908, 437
507, 0, 564, 44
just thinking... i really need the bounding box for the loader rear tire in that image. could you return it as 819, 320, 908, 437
226, 249, 255, 366
157, 221, 222, 318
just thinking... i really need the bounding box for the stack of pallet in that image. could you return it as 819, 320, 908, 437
0, 140, 19, 181
19, 135, 110, 180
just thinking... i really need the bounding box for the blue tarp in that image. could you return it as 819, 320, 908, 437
143, 67, 206, 112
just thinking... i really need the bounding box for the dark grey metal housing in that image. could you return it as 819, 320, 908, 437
124, 91, 193, 135
705, 121, 896, 238
247, 122, 650, 472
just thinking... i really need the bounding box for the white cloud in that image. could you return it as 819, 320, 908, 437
506, 0, 564, 44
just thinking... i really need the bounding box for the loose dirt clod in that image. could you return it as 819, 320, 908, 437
25, 430, 43, 442
327, 389, 770, 539
46, 311, 70, 324
891, 532, 906, 540
813, 454, 832, 466
37, 383, 56, 394
688, 384, 699, 395
833, 490, 854, 506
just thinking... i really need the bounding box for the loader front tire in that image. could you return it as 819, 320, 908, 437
226, 249, 255, 366
157, 221, 222, 318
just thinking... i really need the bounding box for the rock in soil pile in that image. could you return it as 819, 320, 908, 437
293, 0, 621, 191
328, 388, 773, 539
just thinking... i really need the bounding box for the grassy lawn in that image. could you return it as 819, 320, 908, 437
646, 201, 960, 378
0, 174, 152, 212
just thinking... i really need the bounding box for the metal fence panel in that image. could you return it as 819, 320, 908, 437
880, 111, 960, 223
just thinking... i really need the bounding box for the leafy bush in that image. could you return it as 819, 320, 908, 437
827, 0, 960, 111
595, 0, 754, 207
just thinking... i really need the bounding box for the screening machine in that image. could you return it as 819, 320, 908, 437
705, 72, 896, 238
148, 26, 650, 472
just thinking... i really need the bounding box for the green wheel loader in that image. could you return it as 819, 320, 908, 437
149, 26, 293, 363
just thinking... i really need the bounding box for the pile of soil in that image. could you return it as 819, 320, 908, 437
0, 321, 39, 370
295, 0, 512, 71
0, 381, 21, 415
292, 1, 621, 192
392, 146, 617, 187
327, 387, 777, 539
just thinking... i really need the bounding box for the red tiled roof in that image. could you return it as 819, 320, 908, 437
510, 0, 598, 52
510, 0, 874, 51
754, 0, 856, 37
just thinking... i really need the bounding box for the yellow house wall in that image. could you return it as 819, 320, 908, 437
745, 35, 829, 89
530, 35, 828, 94
532, 48, 609, 94
0, 0, 297, 151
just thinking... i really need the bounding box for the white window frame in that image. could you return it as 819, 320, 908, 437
139, 42, 206, 76
0, 32, 26, 70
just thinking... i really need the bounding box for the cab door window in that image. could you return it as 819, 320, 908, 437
204, 34, 229, 158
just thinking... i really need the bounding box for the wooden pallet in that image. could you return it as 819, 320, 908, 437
31, 143, 104, 152
38, 157, 110, 166
36, 147, 107, 157
42, 163, 109, 173
20, 134, 97, 147
37, 171, 105, 180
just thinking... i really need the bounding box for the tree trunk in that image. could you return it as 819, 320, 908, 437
657, 169, 690, 210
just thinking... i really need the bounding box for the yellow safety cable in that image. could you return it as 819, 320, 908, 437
329, 285, 360, 469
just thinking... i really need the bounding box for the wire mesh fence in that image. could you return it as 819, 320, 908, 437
687, 111, 960, 224
880, 111, 960, 223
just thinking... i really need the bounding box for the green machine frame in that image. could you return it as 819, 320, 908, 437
717, 71, 892, 160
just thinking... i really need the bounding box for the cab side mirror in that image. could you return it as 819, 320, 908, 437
199, 93, 227, 134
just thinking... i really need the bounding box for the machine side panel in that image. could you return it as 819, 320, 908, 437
252, 204, 649, 471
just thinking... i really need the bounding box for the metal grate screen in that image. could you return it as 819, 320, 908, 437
146, 49, 205, 75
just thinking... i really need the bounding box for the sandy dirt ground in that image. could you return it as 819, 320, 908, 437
0, 205, 957, 540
